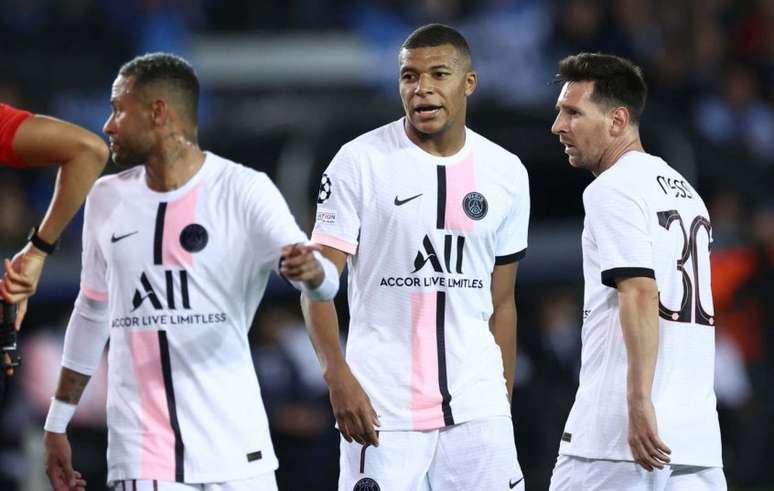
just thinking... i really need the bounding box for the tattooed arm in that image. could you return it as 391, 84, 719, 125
44, 290, 110, 491
54, 367, 92, 404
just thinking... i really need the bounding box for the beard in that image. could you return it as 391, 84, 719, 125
110, 143, 147, 168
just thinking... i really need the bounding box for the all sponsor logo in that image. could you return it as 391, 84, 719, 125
132, 271, 191, 311
379, 233, 484, 289
412, 234, 464, 274
113, 270, 227, 328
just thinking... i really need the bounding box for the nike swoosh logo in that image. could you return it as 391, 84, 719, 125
394, 193, 423, 206
509, 477, 524, 489
111, 231, 139, 243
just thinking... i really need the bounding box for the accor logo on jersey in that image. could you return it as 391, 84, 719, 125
110, 270, 228, 329
379, 233, 484, 289
412, 234, 464, 274
132, 271, 191, 312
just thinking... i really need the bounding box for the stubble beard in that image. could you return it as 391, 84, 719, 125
111, 147, 146, 168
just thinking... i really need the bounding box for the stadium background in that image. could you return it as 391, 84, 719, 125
0, 0, 771, 490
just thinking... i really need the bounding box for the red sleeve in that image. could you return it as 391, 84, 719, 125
0, 103, 34, 167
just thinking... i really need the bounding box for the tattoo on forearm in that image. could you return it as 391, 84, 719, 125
55, 367, 91, 404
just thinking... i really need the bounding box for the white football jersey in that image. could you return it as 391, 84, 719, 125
559, 151, 722, 467
74, 152, 307, 483
312, 119, 530, 430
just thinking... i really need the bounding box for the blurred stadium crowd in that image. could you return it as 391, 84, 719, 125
0, 0, 772, 490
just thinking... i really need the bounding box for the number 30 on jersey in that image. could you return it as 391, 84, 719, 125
656, 210, 714, 326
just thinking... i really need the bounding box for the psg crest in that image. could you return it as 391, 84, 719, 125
180, 223, 208, 252
353, 477, 380, 491
317, 173, 332, 204
463, 192, 488, 220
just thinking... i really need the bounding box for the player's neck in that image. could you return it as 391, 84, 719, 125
145, 137, 206, 192
405, 121, 466, 157
595, 133, 643, 176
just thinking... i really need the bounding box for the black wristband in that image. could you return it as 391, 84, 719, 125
27, 226, 58, 255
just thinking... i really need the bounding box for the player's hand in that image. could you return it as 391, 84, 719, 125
627, 398, 671, 471
326, 365, 380, 447
280, 243, 324, 288
44, 431, 87, 491
2, 353, 17, 377
1, 243, 48, 329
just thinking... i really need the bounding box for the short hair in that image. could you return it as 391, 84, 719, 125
119, 52, 199, 124
401, 23, 471, 66
557, 53, 647, 125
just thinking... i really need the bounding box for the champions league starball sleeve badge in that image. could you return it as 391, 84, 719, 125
317, 174, 332, 204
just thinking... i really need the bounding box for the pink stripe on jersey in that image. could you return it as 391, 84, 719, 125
311, 232, 357, 255
410, 292, 444, 430
80, 283, 108, 302
444, 152, 476, 232
127, 331, 176, 481
162, 183, 202, 267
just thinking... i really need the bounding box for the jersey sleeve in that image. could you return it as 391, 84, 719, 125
310, 145, 361, 256
0, 103, 33, 167
79, 192, 109, 302
244, 171, 308, 271
494, 164, 530, 264
583, 179, 654, 288
62, 291, 110, 376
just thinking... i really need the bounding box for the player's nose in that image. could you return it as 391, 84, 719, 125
103, 114, 116, 136
551, 113, 566, 135
415, 74, 434, 95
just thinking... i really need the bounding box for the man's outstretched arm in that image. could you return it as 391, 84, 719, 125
1, 114, 108, 324
13, 114, 109, 245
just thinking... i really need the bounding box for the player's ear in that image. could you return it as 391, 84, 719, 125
150, 98, 169, 128
464, 70, 477, 97
609, 106, 629, 137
